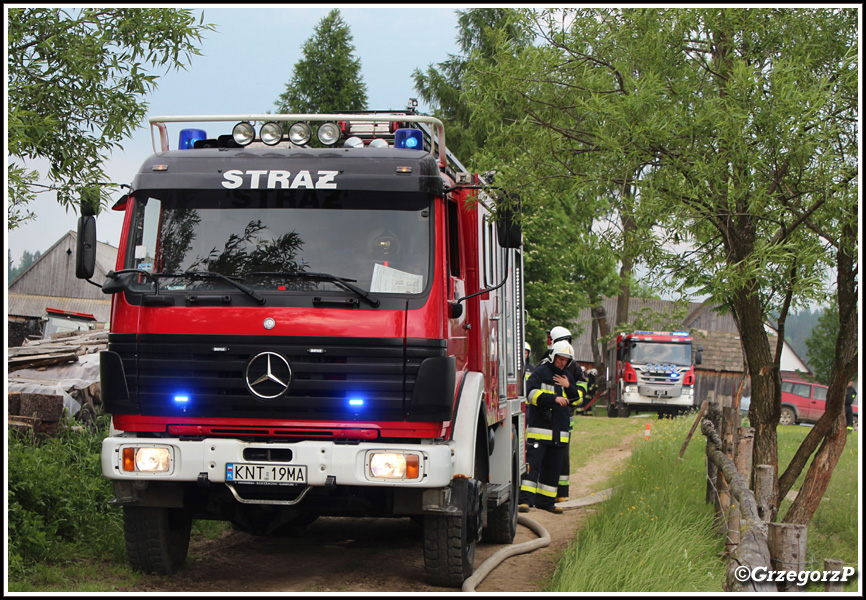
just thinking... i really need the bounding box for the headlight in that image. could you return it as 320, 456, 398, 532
232, 121, 255, 146
260, 122, 283, 146
316, 122, 341, 146
369, 452, 420, 479
288, 122, 312, 145
624, 385, 636, 394
122, 446, 172, 473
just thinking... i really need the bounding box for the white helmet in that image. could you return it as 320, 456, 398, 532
551, 340, 574, 364
588, 368, 598, 376
549, 326, 572, 345
524, 342, 531, 352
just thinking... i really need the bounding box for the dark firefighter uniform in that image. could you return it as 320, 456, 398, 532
520, 355, 581, 512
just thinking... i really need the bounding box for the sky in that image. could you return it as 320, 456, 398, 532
6, 5, 464, 267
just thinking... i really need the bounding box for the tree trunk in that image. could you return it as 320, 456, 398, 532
732, 286, 780, 506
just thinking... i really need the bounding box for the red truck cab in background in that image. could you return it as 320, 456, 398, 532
606, 330, 702, 418
75, 105, 526, 587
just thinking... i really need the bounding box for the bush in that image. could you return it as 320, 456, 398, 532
7, 417, 125, 578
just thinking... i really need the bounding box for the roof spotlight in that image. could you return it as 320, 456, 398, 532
232, 122, 256, 146
288, 122, 313, 146
317, 122, 341, 146
368, 138, 389, 148
343, 136, 364, 148
260, 122, 283, 146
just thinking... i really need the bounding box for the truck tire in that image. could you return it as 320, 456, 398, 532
616, 384, 630, 418
607, 401, 618, 418
482, 423, 519, 544
123, 506, 191, 575
423, 438, 483, 587
779, 406, 796, 426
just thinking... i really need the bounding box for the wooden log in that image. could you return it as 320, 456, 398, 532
8, 352, 79, 372
768, 522, 808, 592
702, 420, 776, 592
7, 391, 22, 415
823, 558, 844, 593
17, 393, 65, 422
705, 400, 721, 505
726, 428, 755, 553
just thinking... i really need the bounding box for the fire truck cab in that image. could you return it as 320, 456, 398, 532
606, 330, 702, 418
75, 104, 526, 587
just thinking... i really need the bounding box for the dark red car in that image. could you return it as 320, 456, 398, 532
780, 380, 858, 429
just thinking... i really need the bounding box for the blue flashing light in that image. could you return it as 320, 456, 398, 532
670, 372, 680, 379
179, 128, 207, 150
671, 331, 690, 337
174, 395, 190, 404
348, 398, 365, 407
394, 128, 423, 150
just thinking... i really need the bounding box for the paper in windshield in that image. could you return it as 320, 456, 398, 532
371, 263, 423, 294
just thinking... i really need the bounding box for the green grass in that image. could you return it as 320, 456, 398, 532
550, 415, 860, 593
551, 415, 725, 592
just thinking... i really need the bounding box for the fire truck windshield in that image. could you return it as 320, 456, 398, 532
124, 189, 432, 296
629, 341, 692, 366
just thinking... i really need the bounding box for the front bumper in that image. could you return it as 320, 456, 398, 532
102, 436, 456, 489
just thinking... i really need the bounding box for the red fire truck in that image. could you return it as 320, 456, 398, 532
75, 103, 527, 587
606, 330, 703, 418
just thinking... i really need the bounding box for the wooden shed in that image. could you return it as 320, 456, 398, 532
8, 231, 117, 346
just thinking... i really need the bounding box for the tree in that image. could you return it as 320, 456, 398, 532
7, 8, 214, 228
8, 249, 43, 285
413, 8, 532, 159
464, 8, 857, 524
804, 304, 839, 385
274, 9, 367, 114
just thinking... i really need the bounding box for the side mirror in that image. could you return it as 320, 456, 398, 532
75, 215, 97, 280
496, 194, 522, 249
695, 346, 703, 366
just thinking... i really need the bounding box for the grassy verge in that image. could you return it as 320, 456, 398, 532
551, 414, 860, 593
551, 414, 725, 592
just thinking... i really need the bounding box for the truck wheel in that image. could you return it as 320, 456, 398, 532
482, 423, 519, 544
616, 383, 630, 418
779, 407, 796, 426
423, 439, 483, 587
607, 402, 618, 418
123, 506, 191, 575
423, 511, 476, 587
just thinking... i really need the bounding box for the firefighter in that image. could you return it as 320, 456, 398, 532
541, 326, 588, 502
519, 340, 581, 514
524, 341, 535, 375
845, 381, 856, 431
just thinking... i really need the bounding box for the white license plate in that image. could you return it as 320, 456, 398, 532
226, 463, 307, 485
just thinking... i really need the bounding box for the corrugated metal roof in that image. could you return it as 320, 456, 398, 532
7, 293, 112, 322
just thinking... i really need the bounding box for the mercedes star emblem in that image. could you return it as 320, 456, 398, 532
245, 352, 292, 399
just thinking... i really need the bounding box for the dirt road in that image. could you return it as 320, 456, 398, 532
129, 437, 636, 593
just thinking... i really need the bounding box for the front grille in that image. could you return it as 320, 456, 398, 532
109, 334, 446, 421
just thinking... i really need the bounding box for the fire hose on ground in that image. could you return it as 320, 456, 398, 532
461, 488, 613, 592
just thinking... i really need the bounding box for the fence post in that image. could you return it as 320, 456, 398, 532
716, 400, 737, 536
727, 427, 755, 552
823, 558, 844, 593
705, 400, 721, 505
754, 465, 775, 530
768, 522, 808, 592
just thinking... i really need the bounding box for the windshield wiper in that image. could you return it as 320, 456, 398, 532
159, 271, 266, 305
251, 271, 380, 308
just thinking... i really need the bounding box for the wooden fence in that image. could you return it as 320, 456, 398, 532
693, 398, 850, 593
